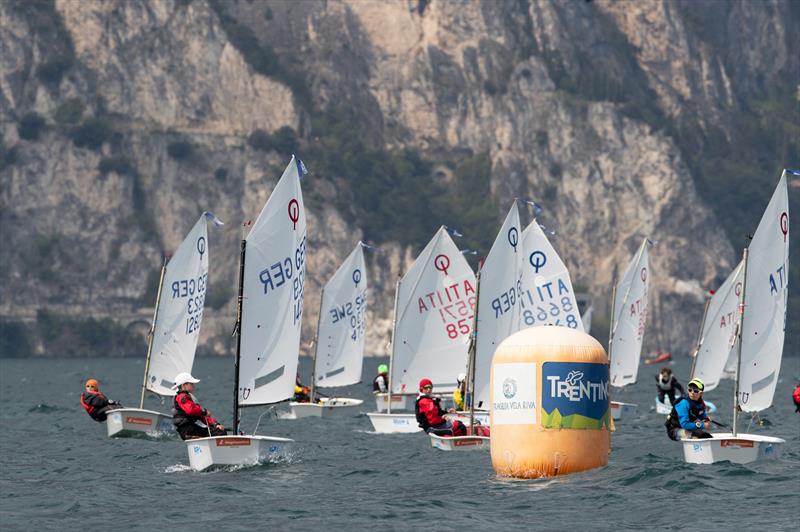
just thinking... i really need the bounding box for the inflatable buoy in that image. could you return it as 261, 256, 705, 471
490, 326, 611, 478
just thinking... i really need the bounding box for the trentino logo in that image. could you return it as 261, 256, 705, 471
546, 369, 607, 402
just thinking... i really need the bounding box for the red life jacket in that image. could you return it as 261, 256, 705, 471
80, 391, 109, 422
415, 395, 445, 429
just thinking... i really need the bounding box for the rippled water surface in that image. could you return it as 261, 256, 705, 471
1, 355, 798, 530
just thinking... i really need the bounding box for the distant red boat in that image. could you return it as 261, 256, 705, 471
644, 351, 672, 365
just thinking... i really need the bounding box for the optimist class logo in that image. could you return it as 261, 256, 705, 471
434, 254, 451, 276
196, 236, 206, 259
507, 227, 519, 252
288, 199, 300, 229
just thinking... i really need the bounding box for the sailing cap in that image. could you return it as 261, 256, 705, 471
688, 378, 705, 391
85, 379, 99, 389
457, 373, 466, 383
173, 372, 200, 390
378, 364, 388, 374
419, 378, 433, 390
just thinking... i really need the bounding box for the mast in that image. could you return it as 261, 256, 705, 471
689, 297, 712, 379
140, 256, 168, 409
233, 235, 247, 435
732, 246, 749, 437
386, 279, 401, 414
607, 279, 617, 366
309, 288, 325, 403
467, 268, 482, 432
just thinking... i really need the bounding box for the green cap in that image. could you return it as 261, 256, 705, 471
688, 378, 705, 391
378, 364, 388, 374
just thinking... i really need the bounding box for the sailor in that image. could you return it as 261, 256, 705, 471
664, 378, 712, 441
294, 373, 311, 403
172, 372, 226, 440
655, 367, 684, 406
372, 364, 389, 394
414, 378, 466, 437
793, 383, 800, 413
80, 379, 122, 422
453, 372, 467, 410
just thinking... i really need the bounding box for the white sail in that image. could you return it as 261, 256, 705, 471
519, 220, 584, 331
691, 261, 744, 391
314, 243, 367, 388
581, 305, 594, 335
609, 239, 650, 387
239, 156, 306, 406
392, 227, 475, 394
473, 203, 524, 409
146, 214, 210, 396
738, 172, 789, 412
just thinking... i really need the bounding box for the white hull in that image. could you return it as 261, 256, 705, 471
373, 393, 410, 412
430, 434, 490, 451
680, 433, 785, 464
289, 398, 364, 419
445, 410, 490, 427
185, 435, 294, 471
366, 412, 421, 433
655, 397, 717, 415
106, 408, 174, 438
610, 401, 637, 420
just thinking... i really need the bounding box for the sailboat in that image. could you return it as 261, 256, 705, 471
654, 263, 743, 415
431, 202, 523, 451
185, 156, 306, 471
366, 226, 475, 434
608, 239, 651, 420
289, 242, 366, 418
107, 212, 217, 438
680, 170, 790, 464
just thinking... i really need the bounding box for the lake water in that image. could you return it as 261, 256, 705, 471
1, 355, 798, 530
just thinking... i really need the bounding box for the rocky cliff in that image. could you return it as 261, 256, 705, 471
1, 0, 797, 358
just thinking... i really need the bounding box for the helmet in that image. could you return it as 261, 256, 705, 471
85, 378, 99, 390
419, 378, 433, 391
457, 373, 466, 383
687, 378, 705, 391
378, 364, 388, 374
172, 372, 200, 390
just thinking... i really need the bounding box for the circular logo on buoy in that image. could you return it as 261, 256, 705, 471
502, 378, 517, 399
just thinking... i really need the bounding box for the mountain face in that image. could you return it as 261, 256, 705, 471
1, 0, 797, 358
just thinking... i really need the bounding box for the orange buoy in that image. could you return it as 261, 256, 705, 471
490, 326, 611, 478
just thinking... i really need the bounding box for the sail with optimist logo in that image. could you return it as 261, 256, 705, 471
471, 202, 524, 410
237, 156, 307, 411
391, 226, 475, 394
736, 170, 789, 414
519, 221, 584, 332
608, 239, 650, 388
143, 212, 219, 402
313, 242, 368, 389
